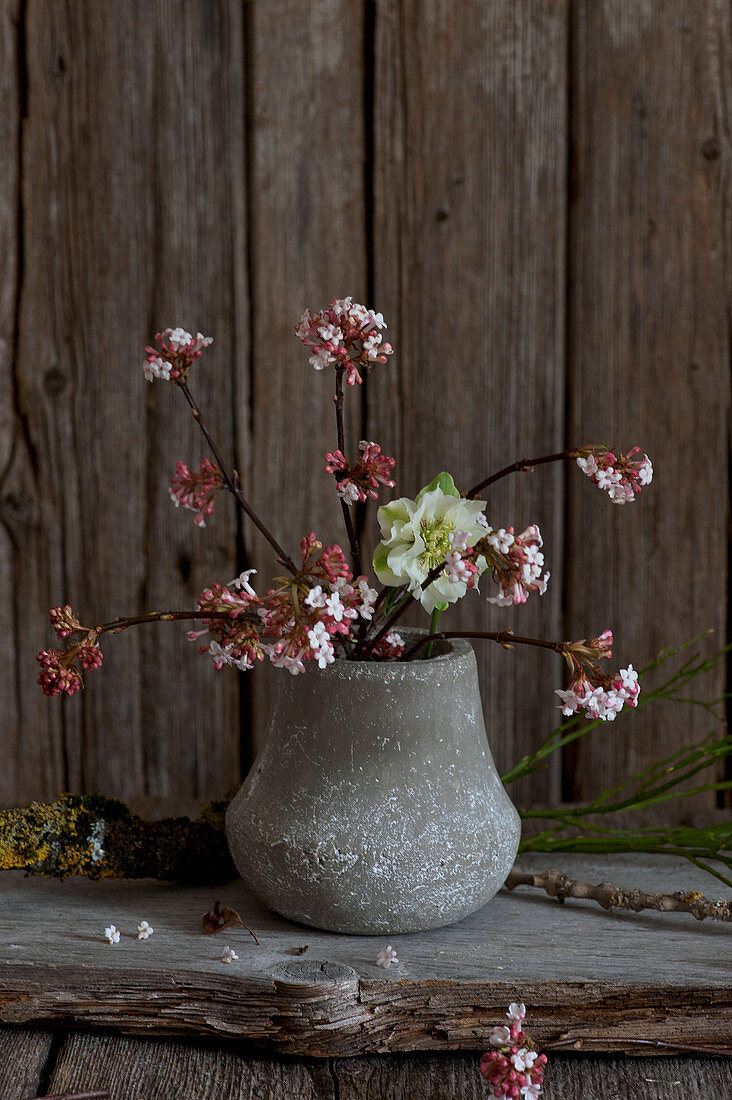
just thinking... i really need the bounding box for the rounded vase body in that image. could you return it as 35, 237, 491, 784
226, 634, 521, 934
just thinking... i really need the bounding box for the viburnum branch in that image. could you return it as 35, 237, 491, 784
333, 367, 363, 576
93, 609, 259, 635
466, 443, 653, 506
403, 630, 563, 661
465, 450, 577, 498
178, 381, 297, 575
504, 866, 732, 922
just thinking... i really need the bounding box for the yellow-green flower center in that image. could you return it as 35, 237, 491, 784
420, 518, 454, 569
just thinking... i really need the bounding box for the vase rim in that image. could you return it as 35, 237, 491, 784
299, 627, 474, 679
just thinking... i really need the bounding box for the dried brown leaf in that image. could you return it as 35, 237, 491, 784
201, 899, 260, 943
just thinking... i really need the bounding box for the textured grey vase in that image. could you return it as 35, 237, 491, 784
226, 632, 521, 934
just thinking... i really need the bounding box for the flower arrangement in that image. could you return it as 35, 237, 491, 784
37, 298, 652, 722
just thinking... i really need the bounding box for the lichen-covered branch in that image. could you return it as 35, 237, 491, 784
0, 793, 235, 884
505, 867, 732, 922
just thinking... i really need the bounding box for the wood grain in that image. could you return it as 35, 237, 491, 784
44, 1032, 334, 1100
332, 1053, 732, 1099
565, 1, 732, 804
0, 0, 26, 808
1, 854, 729, 1055
0, 1026, 55, 1099
1, 1027, 730, 1099
0, 0, 730, 821
371, 0, 569, 806
134, 0, 246, 801
6, 0, 244, 807
245, 0, 368, 751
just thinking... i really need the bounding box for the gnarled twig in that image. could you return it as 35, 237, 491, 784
505, 866, 732, 921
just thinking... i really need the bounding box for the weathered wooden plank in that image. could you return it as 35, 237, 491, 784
0, 1027, 55, 1098
0, 0, 29, 809
544, 1054, 732, 1099
333, 1053, 732, 1098
371, 0, 569, 805
0, 855, 729, 1055
133, 0, 245, 799
43, 1032, 334, 1100
9, 0, 244, 806
2, 1027, 730, 1099
565, 2, 731, 805
332, 1052, 485, 1098
245, 0, 368, 752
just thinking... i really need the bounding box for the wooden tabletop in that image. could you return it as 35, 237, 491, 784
1, 853, 729, 1058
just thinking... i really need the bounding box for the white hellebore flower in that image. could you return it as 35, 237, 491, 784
104, 924, 120, 945
221, 945, 239, 964
137, 920, 154, 940
373, 473, 487, 613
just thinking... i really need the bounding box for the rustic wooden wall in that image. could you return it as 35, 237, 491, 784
0, 0, 729, 815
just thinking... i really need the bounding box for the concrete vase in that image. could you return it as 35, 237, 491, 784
225, 632, 521, 934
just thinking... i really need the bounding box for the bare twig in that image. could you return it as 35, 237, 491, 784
505, 866, 732, 922
540, 1035, 732, 1056
465, 450, 576, 499
332, 368, 363, 577
93, 608, 259, 636
23, 1091, 111, 1100
402, 630, 563, 661
178, 381, 297, 574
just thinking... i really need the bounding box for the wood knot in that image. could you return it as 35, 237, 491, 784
701, 138, 720, 161
43, 368, 70, 396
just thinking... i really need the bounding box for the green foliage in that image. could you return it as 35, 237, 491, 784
417, 471, 460, 499
503, 633, 732, 886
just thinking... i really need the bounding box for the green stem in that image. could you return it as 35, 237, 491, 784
422, 609, 441, 659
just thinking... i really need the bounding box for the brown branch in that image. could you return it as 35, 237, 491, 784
23, 1092, 110, 1100
93, 608, 259, 636
402, 630, 563, 661
332, 368, 363, 577
505, 866, 732, 922
178, 381, 297, 574
540, 1035, 732, 1056
465, 450, 577, 499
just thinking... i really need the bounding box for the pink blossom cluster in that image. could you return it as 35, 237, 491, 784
296, 298, 394, 385
324, 440, 396, 505
444, 530, 482, 587
481, 525, 550, 606
169, 457, 225, 527
555, 630, 640, 722
189, 573, 263, 672
556, 664, 640, 722
480, 1002, 547, 1098
143, 327, 213, 383
37, 607, 103, 697
191, 534, 391, 676
576, 446, 653, 504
